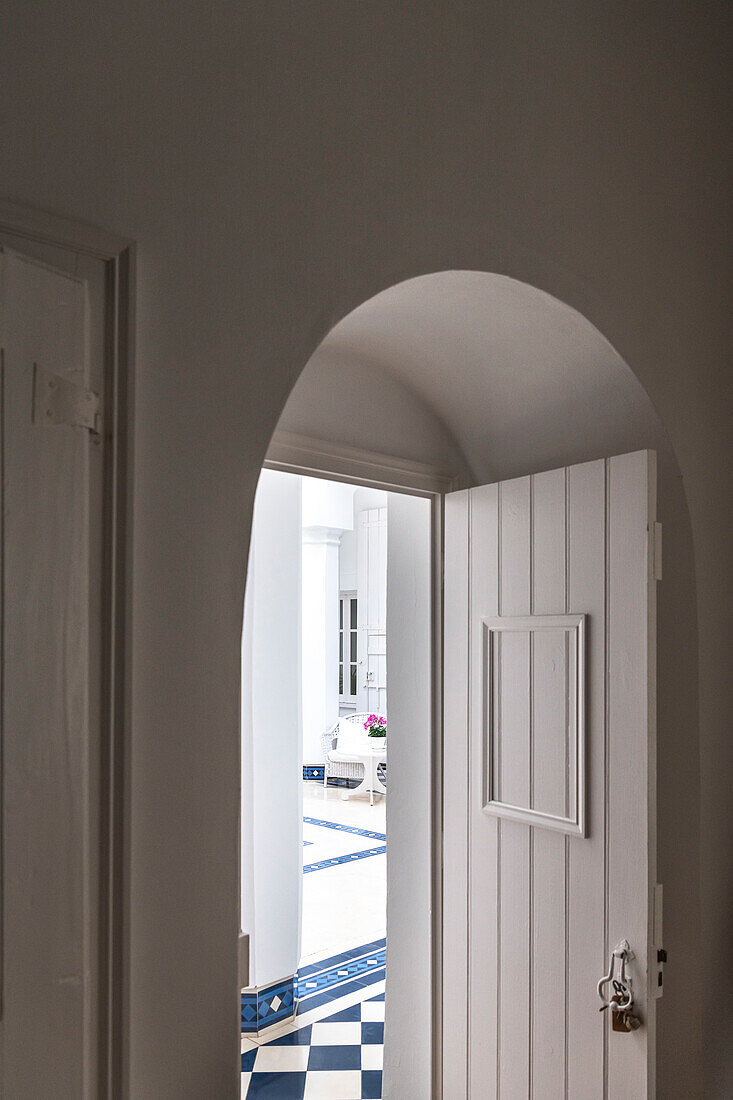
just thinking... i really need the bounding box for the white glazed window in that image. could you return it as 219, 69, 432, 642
339, 593, 358, 705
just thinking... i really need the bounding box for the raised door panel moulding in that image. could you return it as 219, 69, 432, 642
482, 613, 586, 837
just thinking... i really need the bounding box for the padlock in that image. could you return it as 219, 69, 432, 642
610, 995, 641, 1032
612, 1009, 642, 1032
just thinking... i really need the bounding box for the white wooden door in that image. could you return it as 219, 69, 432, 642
0, 246, 103, 1097
443, 452, 658, 1099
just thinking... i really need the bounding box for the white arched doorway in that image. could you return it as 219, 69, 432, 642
241, 271, 699, 1099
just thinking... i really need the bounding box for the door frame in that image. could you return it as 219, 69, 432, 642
264, 428, 454, 1098
0, 200, 134, 1100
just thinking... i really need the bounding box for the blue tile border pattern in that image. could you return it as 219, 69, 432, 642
303, 816, 386, 842
241, 975, 296, 1034
295, 937, 386, 1013
242, 941, 386, 1034
303, 846, 386, 874
304, 769, 360, 788
303, 764, 325, 781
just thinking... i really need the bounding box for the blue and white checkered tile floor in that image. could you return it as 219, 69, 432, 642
242, 992, 385, 1098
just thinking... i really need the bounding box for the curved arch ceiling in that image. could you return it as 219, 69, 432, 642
280, 271, 670, 485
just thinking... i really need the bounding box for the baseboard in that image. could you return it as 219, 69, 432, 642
241, 974, 296, 1034
303, 764, 325, 781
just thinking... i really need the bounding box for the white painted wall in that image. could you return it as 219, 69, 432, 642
241, 470, 302, 988
356, 504, 388, 714
302, 476, 356, 530
339, 528, 357, 593
301, 477, 355, 755
301, 479, 392, 743
383, 492, 433, 1098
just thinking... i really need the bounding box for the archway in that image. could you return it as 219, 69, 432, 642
241, 271, 700, 1096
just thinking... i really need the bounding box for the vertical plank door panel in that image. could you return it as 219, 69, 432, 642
566, 459, 607, 1098
496, 477, 531, 1099
468, 483, 499, 1096
530, 467, 568, 1100
442, 491, 470, 1098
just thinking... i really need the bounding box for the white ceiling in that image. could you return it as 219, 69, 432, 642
289, 271, 669, 485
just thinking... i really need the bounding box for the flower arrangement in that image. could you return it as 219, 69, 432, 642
364, 714, 387, 738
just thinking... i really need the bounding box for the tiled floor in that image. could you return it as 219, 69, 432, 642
301, 785, 386, 963
241, 786, 387, 1096
242, 991, 385, 1098
296, 937, 386, 1016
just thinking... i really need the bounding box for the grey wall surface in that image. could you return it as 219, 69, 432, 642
1, 3, 730, 1096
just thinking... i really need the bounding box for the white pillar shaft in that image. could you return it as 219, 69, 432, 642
301, 527, 341, 765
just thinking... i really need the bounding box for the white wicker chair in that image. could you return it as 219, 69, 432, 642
321, 712, 387, 790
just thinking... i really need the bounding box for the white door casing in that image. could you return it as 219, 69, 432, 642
0, 247, 102, 1097
443, 451, 658, 1098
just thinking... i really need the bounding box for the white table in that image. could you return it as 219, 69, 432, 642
352, 747, 387, 805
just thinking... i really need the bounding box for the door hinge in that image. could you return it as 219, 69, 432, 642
33, 364, 101, 435
650, 521, 663, 581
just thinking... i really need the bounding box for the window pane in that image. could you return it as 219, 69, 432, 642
339, 600, 343, 628
350, 599, 357, 629
339, 667, 343, 694
350, 631, 357, 662
350, 665, 357, 696
339, 633, 343, 662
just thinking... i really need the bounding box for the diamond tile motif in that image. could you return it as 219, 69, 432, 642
242, 976, 296, 1034
303, 765, 326, 781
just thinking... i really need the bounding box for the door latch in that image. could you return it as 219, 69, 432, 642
598, 940, 642, 1032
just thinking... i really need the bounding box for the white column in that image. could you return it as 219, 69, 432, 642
241, 470, 302, 989
301, 526, 342, 766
